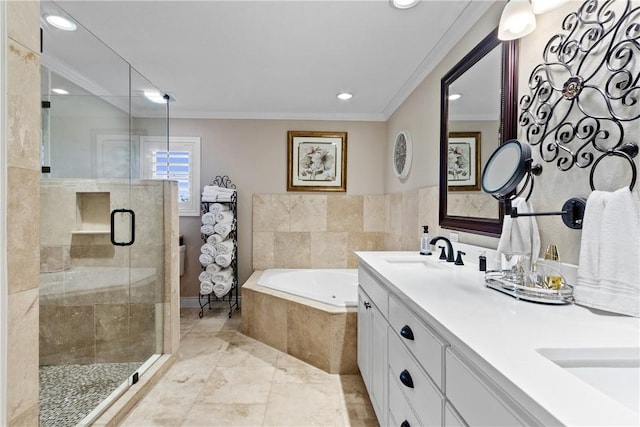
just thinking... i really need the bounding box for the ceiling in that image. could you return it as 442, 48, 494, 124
42, 0, 496, 121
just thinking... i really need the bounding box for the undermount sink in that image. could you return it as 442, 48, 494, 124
384, 256, 452, 270
537, 347, 640, 414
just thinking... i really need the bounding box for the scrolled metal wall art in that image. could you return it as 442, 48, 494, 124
519, 0, 639, 189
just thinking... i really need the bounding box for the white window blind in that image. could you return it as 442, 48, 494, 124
141, 136, 201, 216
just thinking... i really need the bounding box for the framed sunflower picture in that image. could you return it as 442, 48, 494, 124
447, 131, 481, 191
287, 131, 347, 192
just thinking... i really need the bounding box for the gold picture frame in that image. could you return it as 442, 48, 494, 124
447, 131, 481, 191
287, 131, 347, 192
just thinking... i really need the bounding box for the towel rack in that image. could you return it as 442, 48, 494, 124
589, 143, 638, 192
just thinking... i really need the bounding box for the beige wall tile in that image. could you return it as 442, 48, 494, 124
418, 186, 441, 237
7, 167, 39, 294
7, 0, 40, 53
7, 288, 39, 421
39, 304, 95, 365
241, 289, 288, 353
129, 304, 158, 361
290, 195, 327, 232
8, 403, 38, 427
253, 194, 290, 232
40, 184, 76, 246
363, 195, 385, 232
7, 40, 40, 170
329, 312, 358, 374
401, 188, 420, 250
95, 304, 130, 363
252, 232, 275, 270
274, 232, 311, 268
327, 195, 363, 232
310, 232, 348, 269
40, 245, 70, 273
346, 232, 385, 268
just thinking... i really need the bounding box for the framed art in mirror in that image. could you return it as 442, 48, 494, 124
448, 131, 481, 191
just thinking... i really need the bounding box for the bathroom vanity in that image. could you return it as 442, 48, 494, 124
356, 251, 640, 427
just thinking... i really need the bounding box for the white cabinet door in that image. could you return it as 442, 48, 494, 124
357, 286, 387, 426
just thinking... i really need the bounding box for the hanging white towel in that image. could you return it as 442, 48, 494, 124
199, 253, 214, 267
200, 243, 217, 257
496, 197, 541, 269
206, 234, 223, 244
215, 252, 234, 268
213, 221, 235, 239
200, 281, 214, 295
202, 212, 216, 225
213, 279, 233, 298
200, 224, 215, 235
575, 187, 640, 317
215, 211, 234, 224
214, 240, 235, 255
208, 203, 230, 215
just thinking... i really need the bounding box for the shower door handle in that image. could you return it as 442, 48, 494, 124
110, 209, 136, 246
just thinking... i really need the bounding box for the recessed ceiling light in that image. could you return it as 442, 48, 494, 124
449, 93, 462, 101
144, 90, 168, 104
390, 0, 420, 10
51, 88, 69, 95
45, 14, 77, 31
337, 92, 353, 101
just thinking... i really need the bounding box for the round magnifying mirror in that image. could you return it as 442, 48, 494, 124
481, 139, 531, 198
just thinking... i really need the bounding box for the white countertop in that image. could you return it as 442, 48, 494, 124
356, 251, 640, 427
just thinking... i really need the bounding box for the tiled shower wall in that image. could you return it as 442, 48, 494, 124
251, 187, 443, 271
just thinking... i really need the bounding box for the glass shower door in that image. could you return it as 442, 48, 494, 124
39, 2, 166, 425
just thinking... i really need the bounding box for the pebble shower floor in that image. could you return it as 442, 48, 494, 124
39, 362, 142, 427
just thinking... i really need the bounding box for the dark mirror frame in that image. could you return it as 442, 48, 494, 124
439, 28, 519, 237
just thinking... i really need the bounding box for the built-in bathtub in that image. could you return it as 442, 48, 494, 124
241, 269, 359, 374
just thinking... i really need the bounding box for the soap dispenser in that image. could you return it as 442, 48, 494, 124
420, 226, 432, 255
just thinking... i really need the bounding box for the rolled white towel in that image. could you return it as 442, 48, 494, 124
212, 268, 233, 283
202, 212, 216, 225
213, 279, 233, 298
206, 234, 223, 244
215, 240, 235, 255
215, 252, 234, 268
198, 271, 213, 283
213, 221, 236, 239
200, 224, 215, 235
199, 253, 214, 266
205, 263, 222, 274
208, 203, 230, 215
200, 281, 214, 295
200, 243, 217, 257
216, 211, 234, 224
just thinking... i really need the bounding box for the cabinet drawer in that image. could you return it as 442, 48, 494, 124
446, 349, 524, 426
389, 332, 443, 427
359, 267, 388, 316
389, 295, 445, 390
389, 371, 422, 427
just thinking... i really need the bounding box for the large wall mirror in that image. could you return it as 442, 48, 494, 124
439, 28, 519, 236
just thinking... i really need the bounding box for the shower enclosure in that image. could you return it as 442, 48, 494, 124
39, 2, 171, 425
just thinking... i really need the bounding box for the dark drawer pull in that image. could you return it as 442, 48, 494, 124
400, 325, 414, 340
399, 369, 414, 388
363, 301, 371, 309
401, 421, 410, 427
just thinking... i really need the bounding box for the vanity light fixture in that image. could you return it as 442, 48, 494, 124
336, 92, 353, 101
390, 0, 420, 10
448, 93, 462, 101
51, 88, 69, 95
44, 14, 77, 31
498, 0, 536, 40
531, 0, 568, 14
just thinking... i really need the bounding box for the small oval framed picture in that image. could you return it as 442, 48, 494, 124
393, 130, 412, 179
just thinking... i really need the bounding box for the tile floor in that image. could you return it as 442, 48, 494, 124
119, 308, 378, 426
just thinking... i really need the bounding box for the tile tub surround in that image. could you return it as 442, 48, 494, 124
241, 271, 358, 375
120, 308, 377, 427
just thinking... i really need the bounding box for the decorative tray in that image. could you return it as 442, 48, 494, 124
484, 271, 574, 305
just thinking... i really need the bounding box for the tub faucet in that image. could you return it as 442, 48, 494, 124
429, 236, 454, 262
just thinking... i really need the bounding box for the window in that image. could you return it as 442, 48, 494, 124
141, 136, 201, 216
